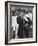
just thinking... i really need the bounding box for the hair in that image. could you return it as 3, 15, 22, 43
11, 11, 15, 16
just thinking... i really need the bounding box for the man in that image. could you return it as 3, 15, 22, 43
17, 11, 28, 38
17, 14, 24, 38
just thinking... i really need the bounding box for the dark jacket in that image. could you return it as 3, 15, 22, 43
17, 16, 32, 38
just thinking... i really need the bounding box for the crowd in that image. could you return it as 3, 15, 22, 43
11, 8, 33, 39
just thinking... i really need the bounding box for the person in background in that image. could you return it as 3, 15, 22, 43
23, 10, 32, 38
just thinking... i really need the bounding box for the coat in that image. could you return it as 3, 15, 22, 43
17, 16, 32, 38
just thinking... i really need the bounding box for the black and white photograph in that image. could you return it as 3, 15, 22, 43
5, 1, 37, 45
10, 6, 33, 39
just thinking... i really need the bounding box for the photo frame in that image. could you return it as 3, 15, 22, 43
5, 1, 37, 45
